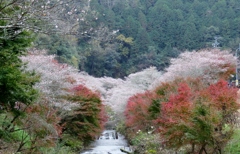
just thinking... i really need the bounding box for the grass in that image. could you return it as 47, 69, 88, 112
224, 128, 240, 153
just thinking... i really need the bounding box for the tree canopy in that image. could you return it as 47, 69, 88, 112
36, 0, 240, 78
124, 49, 239, 153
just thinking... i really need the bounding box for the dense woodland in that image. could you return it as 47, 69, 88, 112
1, 0, 240, 154
36, 0, 240, 78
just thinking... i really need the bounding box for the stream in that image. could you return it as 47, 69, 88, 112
80, 129, 132, 154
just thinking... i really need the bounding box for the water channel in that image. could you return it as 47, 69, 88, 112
80, 129, 132, 154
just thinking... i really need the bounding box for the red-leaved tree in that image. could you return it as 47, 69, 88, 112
123, 48, 239, 153
125, 91, 156, 133
61, 84, 108, 145
125, 78, 239, 153
156, 79, 239, 153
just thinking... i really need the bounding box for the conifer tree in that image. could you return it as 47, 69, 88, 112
0, 1, 39, 113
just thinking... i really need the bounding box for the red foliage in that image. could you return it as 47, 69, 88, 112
162, 83, 193, 118
70, 84, 107, 130
71, 84, 100, 99
205, 79, 239, 114
125, 91, 155, 132
157, 82, 194, 142
124, 78, 239, 152
156, 79, 239, 151
98, 104, 108, 130
62, 84, 108, 143
167, 82, 192, 105
24, 101, 62, 148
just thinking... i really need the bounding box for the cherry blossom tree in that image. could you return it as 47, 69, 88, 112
21, 50, 87, 109
22, 51, 163, 119
152, 49, 236, 88
23, 48, 236, 121
101, 67, 162, 118
21, 50, 108, 150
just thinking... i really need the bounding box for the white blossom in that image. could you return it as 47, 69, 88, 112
22, 50, 162, 117
152, 49, 236, 88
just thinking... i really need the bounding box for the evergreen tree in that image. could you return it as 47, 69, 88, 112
0, 1, 38, 113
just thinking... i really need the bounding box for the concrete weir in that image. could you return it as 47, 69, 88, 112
80, 130, 132, 154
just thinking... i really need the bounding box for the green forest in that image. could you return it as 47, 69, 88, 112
36, 0, 240, 78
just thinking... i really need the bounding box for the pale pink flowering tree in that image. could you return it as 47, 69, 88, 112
22, 50, 110, 151
21, 50, 83, 110
21, 50, 122, 111
73, 67, 162, 116
103, 67, 162, 116
22, 51, 162, 117
153, 49, 236, 87
22, 48, 236, 120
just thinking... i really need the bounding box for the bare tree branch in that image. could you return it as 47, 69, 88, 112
0, 0, 88, 39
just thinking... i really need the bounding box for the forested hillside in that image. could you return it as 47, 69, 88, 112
36, 0, 240, 78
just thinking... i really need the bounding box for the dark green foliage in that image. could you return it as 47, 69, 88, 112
61, 134, 83, 151
0, 27, 38, 114
148, 99, 161, 119
0, 29, 38, 112
0, 52, 38, 112
0, 1, 43, 152
35, 34, 80, 67
35, 0, 240, 78
0, 0, 39, 112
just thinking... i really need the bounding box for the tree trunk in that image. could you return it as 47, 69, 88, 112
199, 144, 207, 154
191, 143, 195, 153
